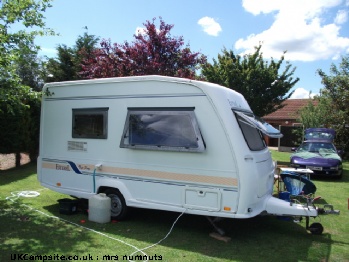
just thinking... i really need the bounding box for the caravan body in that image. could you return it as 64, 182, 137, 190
37, 75, 317, 219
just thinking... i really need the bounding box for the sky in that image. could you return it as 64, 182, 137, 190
34, 0, 349, 99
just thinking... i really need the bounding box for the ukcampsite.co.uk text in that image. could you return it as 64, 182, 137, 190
10, 253, 164, 261
11, 254, 93, 261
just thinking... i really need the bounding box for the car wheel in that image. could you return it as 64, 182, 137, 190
338, 170, 343, 179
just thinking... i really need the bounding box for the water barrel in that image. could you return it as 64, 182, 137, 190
88, 193, 111, 223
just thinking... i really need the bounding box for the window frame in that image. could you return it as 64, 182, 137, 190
234, 110, 267, 151
72, 107, 109, 139
120, 107, 205, 152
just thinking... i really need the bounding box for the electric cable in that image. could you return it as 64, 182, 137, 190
6, 190, 186, 262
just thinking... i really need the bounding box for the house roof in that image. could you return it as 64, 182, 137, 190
263, 99, 317, 121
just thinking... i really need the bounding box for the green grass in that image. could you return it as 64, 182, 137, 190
270, 149, 292, 166
1, 154, 348, 262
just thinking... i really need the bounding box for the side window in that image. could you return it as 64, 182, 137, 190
235, 113, 266, 151
72, 108, 108, 139
120, 108, 205, 152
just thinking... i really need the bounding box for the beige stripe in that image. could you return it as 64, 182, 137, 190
42, 161, 238, 187
103, 166, 237, 186
42, 162, 57, 169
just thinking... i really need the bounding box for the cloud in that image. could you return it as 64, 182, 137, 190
238, 0, 349, 61
290, 88, 316, 99
335, 9, 348, 24
198, 17, 222, 36
135, 27, 147, 35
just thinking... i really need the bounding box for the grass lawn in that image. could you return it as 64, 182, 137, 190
1, 151, 348, 262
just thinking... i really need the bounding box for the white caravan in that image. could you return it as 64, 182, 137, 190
37, 75, 318, 226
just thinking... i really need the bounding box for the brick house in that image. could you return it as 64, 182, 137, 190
262, 99, 317, 148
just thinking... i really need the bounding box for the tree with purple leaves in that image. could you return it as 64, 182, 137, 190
80, 17, 207, 80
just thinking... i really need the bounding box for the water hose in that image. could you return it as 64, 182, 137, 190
93, 168, 96, 193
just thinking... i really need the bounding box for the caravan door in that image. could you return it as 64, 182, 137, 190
234, 111, 282, 197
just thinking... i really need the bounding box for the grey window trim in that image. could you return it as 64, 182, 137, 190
120, 107, 205, 152
235, 111, 283, 138
234, 110, 267, 151
72, 107, 108, 139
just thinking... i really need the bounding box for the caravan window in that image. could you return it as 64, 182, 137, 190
120, 108, 205, 152
72, 108, 108, 139
235, 112, 266, 151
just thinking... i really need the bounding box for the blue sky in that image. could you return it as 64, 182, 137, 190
35, 0, 349, 98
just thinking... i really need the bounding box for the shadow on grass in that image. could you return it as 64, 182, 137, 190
0, 162, 36, 186
0, 200, 96, 261
311, 170, 349, 184
38, 201, 335, 262
134, 208, 337, 261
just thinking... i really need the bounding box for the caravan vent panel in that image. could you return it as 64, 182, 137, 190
68, 141, 88, 152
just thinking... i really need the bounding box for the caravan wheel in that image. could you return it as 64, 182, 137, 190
105, 189, 128, 220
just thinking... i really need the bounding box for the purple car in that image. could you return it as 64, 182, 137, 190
290, 128, 343, 179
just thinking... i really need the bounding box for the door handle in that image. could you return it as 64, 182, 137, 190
244, 155, 254, 161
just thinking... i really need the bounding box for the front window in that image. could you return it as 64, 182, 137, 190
120, 108, 205, 152
235, 111, 266, 151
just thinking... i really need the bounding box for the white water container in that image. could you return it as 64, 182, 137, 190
88, 193, 111, 223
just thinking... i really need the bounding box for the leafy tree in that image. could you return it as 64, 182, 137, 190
75, 31, 100, 71
0, 0, 54, 112
202, 45, 299, 116
299, 55, 349, 155
16, 43, 45, 91
44, 32, 100, 82
0, 0, 53, 164
45, 44, 76, 82
298, 98, 328, 129
81, 17, 207, 79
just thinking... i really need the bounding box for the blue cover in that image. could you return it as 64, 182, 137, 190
280, 171, 317, 195
305, 128, 335, 142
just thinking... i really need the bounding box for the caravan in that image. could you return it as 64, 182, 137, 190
37, 75, 318, 227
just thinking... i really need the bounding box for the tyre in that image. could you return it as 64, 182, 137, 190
309, 222, 323, 235
104, 189, 128, 220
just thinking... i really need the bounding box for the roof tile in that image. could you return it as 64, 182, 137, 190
263, 99, 317, 120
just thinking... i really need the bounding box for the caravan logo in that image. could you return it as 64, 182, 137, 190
228, 99, 241, 108
56, 164, 71, 171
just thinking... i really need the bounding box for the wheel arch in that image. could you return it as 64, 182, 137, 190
96, 178, 132, 204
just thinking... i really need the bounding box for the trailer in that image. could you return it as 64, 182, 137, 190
37, 75, 318, 232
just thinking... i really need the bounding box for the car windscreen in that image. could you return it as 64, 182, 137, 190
297, 142, 336, 153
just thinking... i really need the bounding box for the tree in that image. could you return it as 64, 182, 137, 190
44, 31, 100, 82
75, 31, 100, 72
297, 55, 349, 157
0, 0, 53, 165
81, 17, 207, 79
0, 0, 54, 112
298, 98, 328, 129
202, 45, 299, 116
16, 43, 45, 91
44, 44, 76, 82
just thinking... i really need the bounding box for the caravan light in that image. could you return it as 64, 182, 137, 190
56, 182, 61, 187
224, 207, 231, 211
